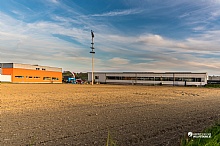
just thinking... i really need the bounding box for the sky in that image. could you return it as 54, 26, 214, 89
0, 0, 220, 75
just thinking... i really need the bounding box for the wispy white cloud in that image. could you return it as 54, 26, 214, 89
91, 9, 143, 17
136, 32, 220, 52
193, 26, 206, 31
48, 0, 59, 4
0, 12, 88, 63
108, 57, 130, 65
177, 1, 220, 31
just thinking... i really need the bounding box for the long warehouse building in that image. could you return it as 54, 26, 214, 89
88, 72, 208, 86
0, 63, 62, 83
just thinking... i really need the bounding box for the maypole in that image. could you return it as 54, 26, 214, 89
90, 30, 95, 85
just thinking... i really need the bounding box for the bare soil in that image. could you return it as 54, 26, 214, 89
1, 84, 220, 146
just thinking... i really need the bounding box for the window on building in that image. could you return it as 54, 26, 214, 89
195, 78, 202, 82
136, 77, 144, 80
42, 68, 46, 71
95, 76, 99, 79
106, 76, 116, 80
147, 77, 154, 81
29, 76, 33, 79
52, 77, 59, 80
105, 75, 204, 82
155, 77, 161, 81
169, 77, 174, 81
116, 76, 122, 80
15, 76, 24, 78
36, 68, 40, 70
34, 76, 40, 79
106, 76, 137, 80
123, 77, 137, 80
183, 78, 196, 82
162, 77, 169, 81
122, 77, 131, 80
175, 78, 183, 81
43, 77, 51, 80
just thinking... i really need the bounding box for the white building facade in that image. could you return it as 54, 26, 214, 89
88, 72, 208, 86
208, 76, 220, 84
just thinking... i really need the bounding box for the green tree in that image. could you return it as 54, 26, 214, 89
62, 71, 74, 77
75, 72, 88, 80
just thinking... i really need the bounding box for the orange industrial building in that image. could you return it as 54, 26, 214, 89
0, 63, 62, 83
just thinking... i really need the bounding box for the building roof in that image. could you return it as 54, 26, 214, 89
0, 63, 62, 72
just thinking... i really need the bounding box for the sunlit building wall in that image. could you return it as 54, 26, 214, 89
0, 63, 62, 83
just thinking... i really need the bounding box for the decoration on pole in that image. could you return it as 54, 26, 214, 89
90, 30, 95, 85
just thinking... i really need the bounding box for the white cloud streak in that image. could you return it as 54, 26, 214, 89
109, 57, 130, 65
91, 9, 143, 17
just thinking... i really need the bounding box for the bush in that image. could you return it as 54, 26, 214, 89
205, 84, 220, 88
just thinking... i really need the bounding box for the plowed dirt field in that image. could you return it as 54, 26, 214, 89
1, 84, 220, 146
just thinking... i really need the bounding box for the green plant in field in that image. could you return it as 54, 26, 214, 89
181, 122, 220, 146
27, 135, 36, 146
205, 84, 220, 88
106, 130, 117, 146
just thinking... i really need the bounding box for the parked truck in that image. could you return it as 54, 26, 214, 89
63, 76, 76, 84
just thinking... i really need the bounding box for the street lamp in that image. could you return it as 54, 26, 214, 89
90, 30, 95, 85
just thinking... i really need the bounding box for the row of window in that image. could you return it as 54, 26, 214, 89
36, 68, 46, 70
43, 77, 59, 80
14, 76, 59, 80
105, 76, 204, 82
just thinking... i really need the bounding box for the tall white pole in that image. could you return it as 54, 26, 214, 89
92, 53, 94, 85
90, 30, 95, 85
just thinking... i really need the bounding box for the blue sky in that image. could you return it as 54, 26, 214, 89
1, 0, 220, 75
